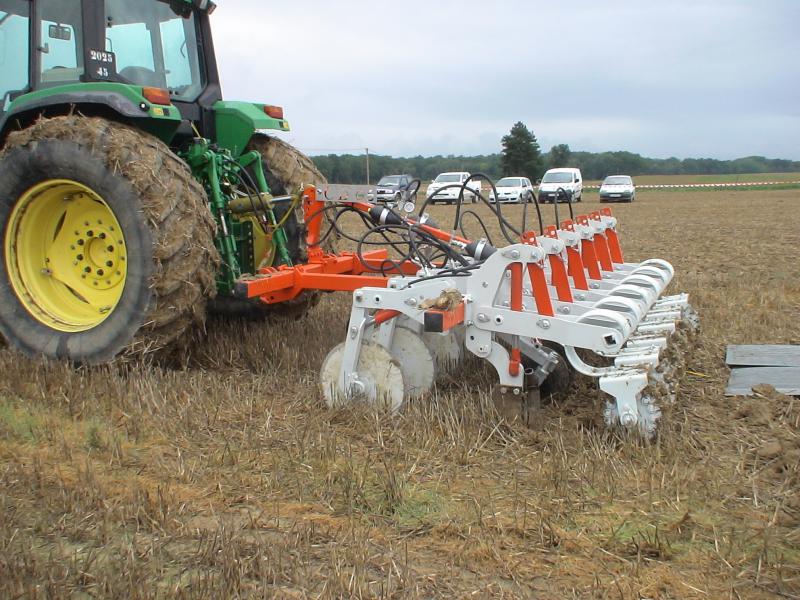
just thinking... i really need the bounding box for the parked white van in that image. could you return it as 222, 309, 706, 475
537, 168, 583, 203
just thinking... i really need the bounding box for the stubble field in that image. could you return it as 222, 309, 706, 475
1, 187, 799, 599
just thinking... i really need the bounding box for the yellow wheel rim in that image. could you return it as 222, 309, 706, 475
4, 179, 128, 333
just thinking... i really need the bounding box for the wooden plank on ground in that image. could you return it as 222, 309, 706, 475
725, 345, 800, 367
725, 367, 800, 396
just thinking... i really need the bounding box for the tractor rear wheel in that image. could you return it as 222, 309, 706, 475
0, 116, 218, 364
208, 133, 331, 320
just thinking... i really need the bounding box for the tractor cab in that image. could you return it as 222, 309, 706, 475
0, 0, 286, 149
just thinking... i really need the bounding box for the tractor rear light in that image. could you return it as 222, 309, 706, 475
143, 87, 171, 106
264, 105, 284, 119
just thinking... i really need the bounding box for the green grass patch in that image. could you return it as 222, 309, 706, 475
0, 399, 45, 442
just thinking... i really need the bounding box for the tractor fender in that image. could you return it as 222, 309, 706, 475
0, 84, 182, 145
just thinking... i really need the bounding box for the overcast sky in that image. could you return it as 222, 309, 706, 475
211, 0, 799, 160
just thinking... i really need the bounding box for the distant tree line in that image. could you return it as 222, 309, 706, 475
312, 144, 799, 184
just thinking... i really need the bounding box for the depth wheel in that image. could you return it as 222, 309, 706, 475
319, 341, 405, 412
0, 116, 217, 363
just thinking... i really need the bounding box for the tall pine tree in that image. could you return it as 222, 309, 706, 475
500, 122, 544, 181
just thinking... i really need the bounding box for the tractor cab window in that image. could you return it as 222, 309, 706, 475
35, 0, 84, 88
105, 0, 204, 102
0, 1, 30, 110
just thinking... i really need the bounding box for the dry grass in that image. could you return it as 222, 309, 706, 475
1, 189, 799, 598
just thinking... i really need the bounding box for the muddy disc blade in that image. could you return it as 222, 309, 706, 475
320, 342, 405, 412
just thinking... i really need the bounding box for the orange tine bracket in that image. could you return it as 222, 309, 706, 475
302, 184, 325, 262
599, 207, 624, 263
590, 211, 614, 272
576, 214, 602, 280
508, 262, 524, 377
543, 226, 574, 303
526, 262, 555, 317
561, 219, 589, 291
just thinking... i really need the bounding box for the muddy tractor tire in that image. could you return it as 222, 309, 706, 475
208, 133, 332, 320
0, 116, 218, 364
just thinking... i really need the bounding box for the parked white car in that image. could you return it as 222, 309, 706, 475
489, 177, 535, 203
426, 172, 482, 204
538, 168, 583, 203
599, 175, 636, 202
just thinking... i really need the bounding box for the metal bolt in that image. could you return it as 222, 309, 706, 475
106, 261, 113, 267
477, 313, 489, 323
107, 245, 114, 252
349, 326, 358, 339
512, 387, 521, 395
500, 387, 507, 394
87, 230, 94, 237
77, 254, 84, 261
99, 232, 106, 240
509, 249, 520, 259
77, 239, 85, 246
576, 293, 586, 301
404, 297, 417, 307
590, 282, 600, 289
97, 269, 105, 276
620, 413, 637, 427
558, 306, 571, 314
481, 282, 489, 288
84, 267, 92, 273
537, 318, 551, 330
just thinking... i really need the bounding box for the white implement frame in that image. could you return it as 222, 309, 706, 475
325, 212, 694, 436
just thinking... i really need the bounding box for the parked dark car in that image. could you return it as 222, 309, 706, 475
367, 174, 417, 204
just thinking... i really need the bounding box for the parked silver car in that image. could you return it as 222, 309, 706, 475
599, 175, 636, 202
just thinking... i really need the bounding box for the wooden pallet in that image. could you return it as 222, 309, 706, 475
725, 345, 800, 396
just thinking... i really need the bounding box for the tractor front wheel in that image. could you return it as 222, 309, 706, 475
0, 116, 218, 364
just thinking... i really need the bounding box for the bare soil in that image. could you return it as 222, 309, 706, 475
1, 188, 799, 598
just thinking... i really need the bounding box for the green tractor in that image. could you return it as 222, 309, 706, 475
0, 0, 328, 363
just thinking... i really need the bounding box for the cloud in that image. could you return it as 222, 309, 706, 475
211, 0, 800, 159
